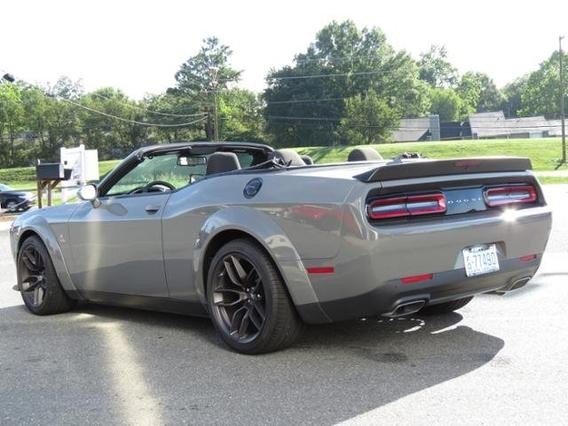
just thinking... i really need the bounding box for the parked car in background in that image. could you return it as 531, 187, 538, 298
0, 183, 34, 212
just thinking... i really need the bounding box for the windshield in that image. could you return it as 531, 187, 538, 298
0, 183, 13, 192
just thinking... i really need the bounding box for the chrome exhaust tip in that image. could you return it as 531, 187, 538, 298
383, 299, 426, 318
494, 276, 533, 294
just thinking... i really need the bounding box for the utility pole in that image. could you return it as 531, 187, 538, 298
214, 89, 219, 141
560, 36, 566, 163
209, 66, 220, 141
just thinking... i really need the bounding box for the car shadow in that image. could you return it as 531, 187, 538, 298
0, 303, 503, 425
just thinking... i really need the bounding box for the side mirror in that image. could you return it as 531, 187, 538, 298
78, 184, 101, 208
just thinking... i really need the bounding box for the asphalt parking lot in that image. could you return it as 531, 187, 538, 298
1, 186, 567, 426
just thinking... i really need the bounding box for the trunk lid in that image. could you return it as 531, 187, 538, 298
356, 157, 532, 182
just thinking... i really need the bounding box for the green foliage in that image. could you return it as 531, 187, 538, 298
1, 24, 568, 169
172, 37, 242, 140
519, 51, 568, 118
264, 20, 428, 147
428, 87, 466, 121
458, 72, 504, 113
501, 77, 528, 118
418, 45, 458, 88
0, 165, 35, 183
0, 83, 25, 166
338, 89, 401, 144
219, 89, 265, 141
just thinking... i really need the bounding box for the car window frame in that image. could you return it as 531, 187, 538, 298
103, 153, 197, 198
95, 143, 274, 201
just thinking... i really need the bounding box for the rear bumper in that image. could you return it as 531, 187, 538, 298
297, 256, 540, 323
295, 205, 552, 324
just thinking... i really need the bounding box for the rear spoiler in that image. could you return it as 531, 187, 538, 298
356, 157, 532, 182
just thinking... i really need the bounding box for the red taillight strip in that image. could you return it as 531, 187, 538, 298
400, 273, 434, 284
306, 266, 335, 274
484, 185, 537, 207
368, 193, 447, 220
519, 254, 537, 262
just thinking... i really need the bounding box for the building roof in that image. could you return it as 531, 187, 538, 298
469, 111, 558, 138
391, 117, 431, 142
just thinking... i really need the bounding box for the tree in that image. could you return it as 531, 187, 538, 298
218, 89, 265, 141
142, 93, 204, 143
42, 77, 83, 159
418, 45, 458, 88
338, 89, 401, 144
0, 83, 25, 166
264, 20, 428, 147
429, 87, 465, 121
501, 77, 528, 118
519, 51, 568, 118
173, 37, 241, 140
458, 72, 504, 113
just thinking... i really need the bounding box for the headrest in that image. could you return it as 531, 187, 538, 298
206, 152, 241, 175
347, 147, 383, 161
275, 149, 306, 166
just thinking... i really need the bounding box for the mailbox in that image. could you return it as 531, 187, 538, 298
36, 163, 65, 180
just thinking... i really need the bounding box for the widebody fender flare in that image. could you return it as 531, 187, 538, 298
193, 206, 330, 321
12, 216, 78, 294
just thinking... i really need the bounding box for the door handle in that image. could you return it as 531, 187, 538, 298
145, 204, 161, 214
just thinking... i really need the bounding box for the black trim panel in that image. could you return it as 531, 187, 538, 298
72, 290, 209, 317
297, 256, 541, 323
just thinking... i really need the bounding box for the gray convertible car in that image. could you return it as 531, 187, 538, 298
10, 142, 552, 353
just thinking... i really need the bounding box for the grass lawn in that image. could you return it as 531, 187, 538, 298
2, 138, 568, 192
296, 138, 568, 171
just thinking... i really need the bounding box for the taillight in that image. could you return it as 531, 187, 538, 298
484, 185, 537, 207
367, 193, 447, 220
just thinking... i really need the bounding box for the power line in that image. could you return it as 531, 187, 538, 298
91, 92, 206, 118
59, 98, 207, 128
267, 70, 385, 82
265, 97, 346, 105
266, 115, 565, 130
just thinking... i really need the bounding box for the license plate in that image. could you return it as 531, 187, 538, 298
463, 244, 500, 277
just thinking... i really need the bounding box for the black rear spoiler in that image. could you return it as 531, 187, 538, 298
356, 157, 532, 182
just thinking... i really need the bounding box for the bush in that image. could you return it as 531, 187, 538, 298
0, 166, 35, 183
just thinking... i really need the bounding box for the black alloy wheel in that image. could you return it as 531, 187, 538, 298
18, 236, 75, 315
19, 245, 48, 307
207, 239, 302, 354
211, 253, 266, 343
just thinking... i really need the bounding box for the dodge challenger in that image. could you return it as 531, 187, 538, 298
10, 142, 552, 353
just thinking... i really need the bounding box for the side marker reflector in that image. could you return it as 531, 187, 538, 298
400, 273, 434, 284
306, 266, 335, 274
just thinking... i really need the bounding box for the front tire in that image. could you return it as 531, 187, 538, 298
421, 296, 473, 315
207, 239, 302, 354
17, 236, 75, 315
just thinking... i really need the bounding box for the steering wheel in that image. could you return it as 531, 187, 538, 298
129, 180, 175, 194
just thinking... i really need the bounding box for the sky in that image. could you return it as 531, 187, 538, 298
1, 0, 567, 99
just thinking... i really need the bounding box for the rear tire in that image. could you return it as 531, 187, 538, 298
17, 236, 75, 315
421, 296, 473, 315
207, 239, 302, 354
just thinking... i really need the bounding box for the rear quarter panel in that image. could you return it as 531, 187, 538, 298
161, 171, 357, 307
